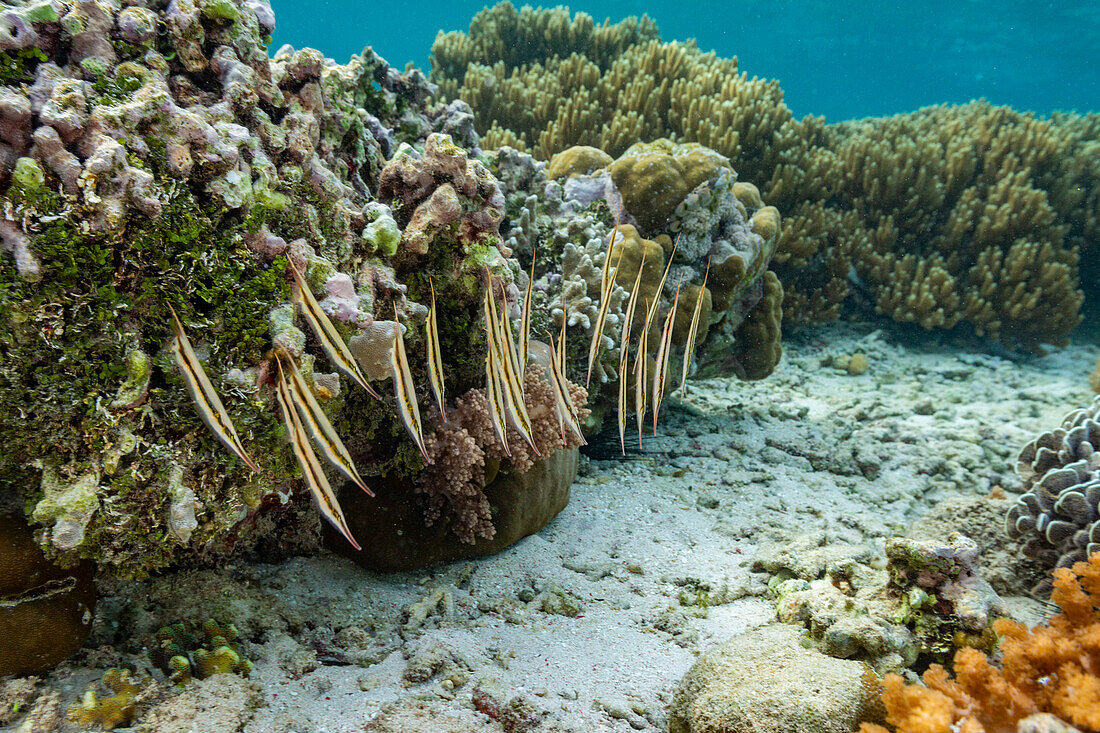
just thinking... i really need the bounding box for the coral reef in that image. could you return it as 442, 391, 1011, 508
0, 513, 95, 676
149, 619, 254, 686
490, 140, 783, 398
1005, 396, 1100, 591
433, 3, 1099, 348
0, 0, 564, 576
860, 552, 1100, 733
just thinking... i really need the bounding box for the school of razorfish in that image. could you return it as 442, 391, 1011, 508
169, 228, 709, 548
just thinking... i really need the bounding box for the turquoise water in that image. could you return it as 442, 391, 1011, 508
270, 0, 1099, 120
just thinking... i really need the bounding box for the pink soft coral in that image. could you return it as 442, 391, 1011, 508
417, 367, 589, 543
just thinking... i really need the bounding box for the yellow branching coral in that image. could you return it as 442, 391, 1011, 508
434, 4, 1099, 345
861, 552, 1100, 733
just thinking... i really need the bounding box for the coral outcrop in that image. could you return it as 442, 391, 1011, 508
1005, 396, 1100, 591
491, 140, 784, 398
670, 623, 885, 733
0, 0, 574, 578
860, 552, 1100, 733
760, 532, 1008, 674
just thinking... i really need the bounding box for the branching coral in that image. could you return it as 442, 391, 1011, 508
434, 4, 1098, 347
419, 363, 589, 543
860, 552, 1100, 733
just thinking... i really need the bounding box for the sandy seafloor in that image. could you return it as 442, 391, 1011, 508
5, 318, 1100, 733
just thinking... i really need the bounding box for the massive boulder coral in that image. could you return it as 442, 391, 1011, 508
1005, 395, 1100, 591
0, 0, 556, 577
493, 140, 784, 397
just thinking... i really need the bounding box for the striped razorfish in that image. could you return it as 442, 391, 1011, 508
426, 279, 447, 422
545, 331, 586, 445
286, 257, 381, 400
487, 277, 539, 455
633, 245, 677, 445
483, 289, 511, 455
680, 259, 711, 401
600, 207, 623, 297
389, 308, 432, 463
519, 255, 535, 372
280, 352, 371, 494
586, 239, 625, 388
168, 306, 259, 473
652, 279, 682, 434
617, 253, 646, 455
275, 359, 361, 551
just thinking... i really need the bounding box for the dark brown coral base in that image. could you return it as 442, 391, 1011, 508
327, 448, 578, 572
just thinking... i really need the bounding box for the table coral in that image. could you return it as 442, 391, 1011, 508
860, 552, 1100, 733
1005, 396, 1100, 592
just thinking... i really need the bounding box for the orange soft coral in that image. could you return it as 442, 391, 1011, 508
860, 552, 1100, 733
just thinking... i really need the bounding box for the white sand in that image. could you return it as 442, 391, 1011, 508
9, 320, 1098, 732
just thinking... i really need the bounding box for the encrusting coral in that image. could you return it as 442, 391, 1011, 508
1005, 395, 1100, 592
860, 551, 1100, 733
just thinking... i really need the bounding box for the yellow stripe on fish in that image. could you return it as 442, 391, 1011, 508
276, 360, 361, 551
545, 331, 586, 445
587, 244, 625, 388
681, 259, 711, 401
168, 306, 259, 473
600, 209, 623, 299
287, 257, 381, 400
390, 308, 432, 463
520, 255, 535, 372
483, 290, 512, 456
617, 252, 646, 455
489, 279, 540, 455
426, 279, 447, 422
652, 279, 682, 434
280, 353, 371, 494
